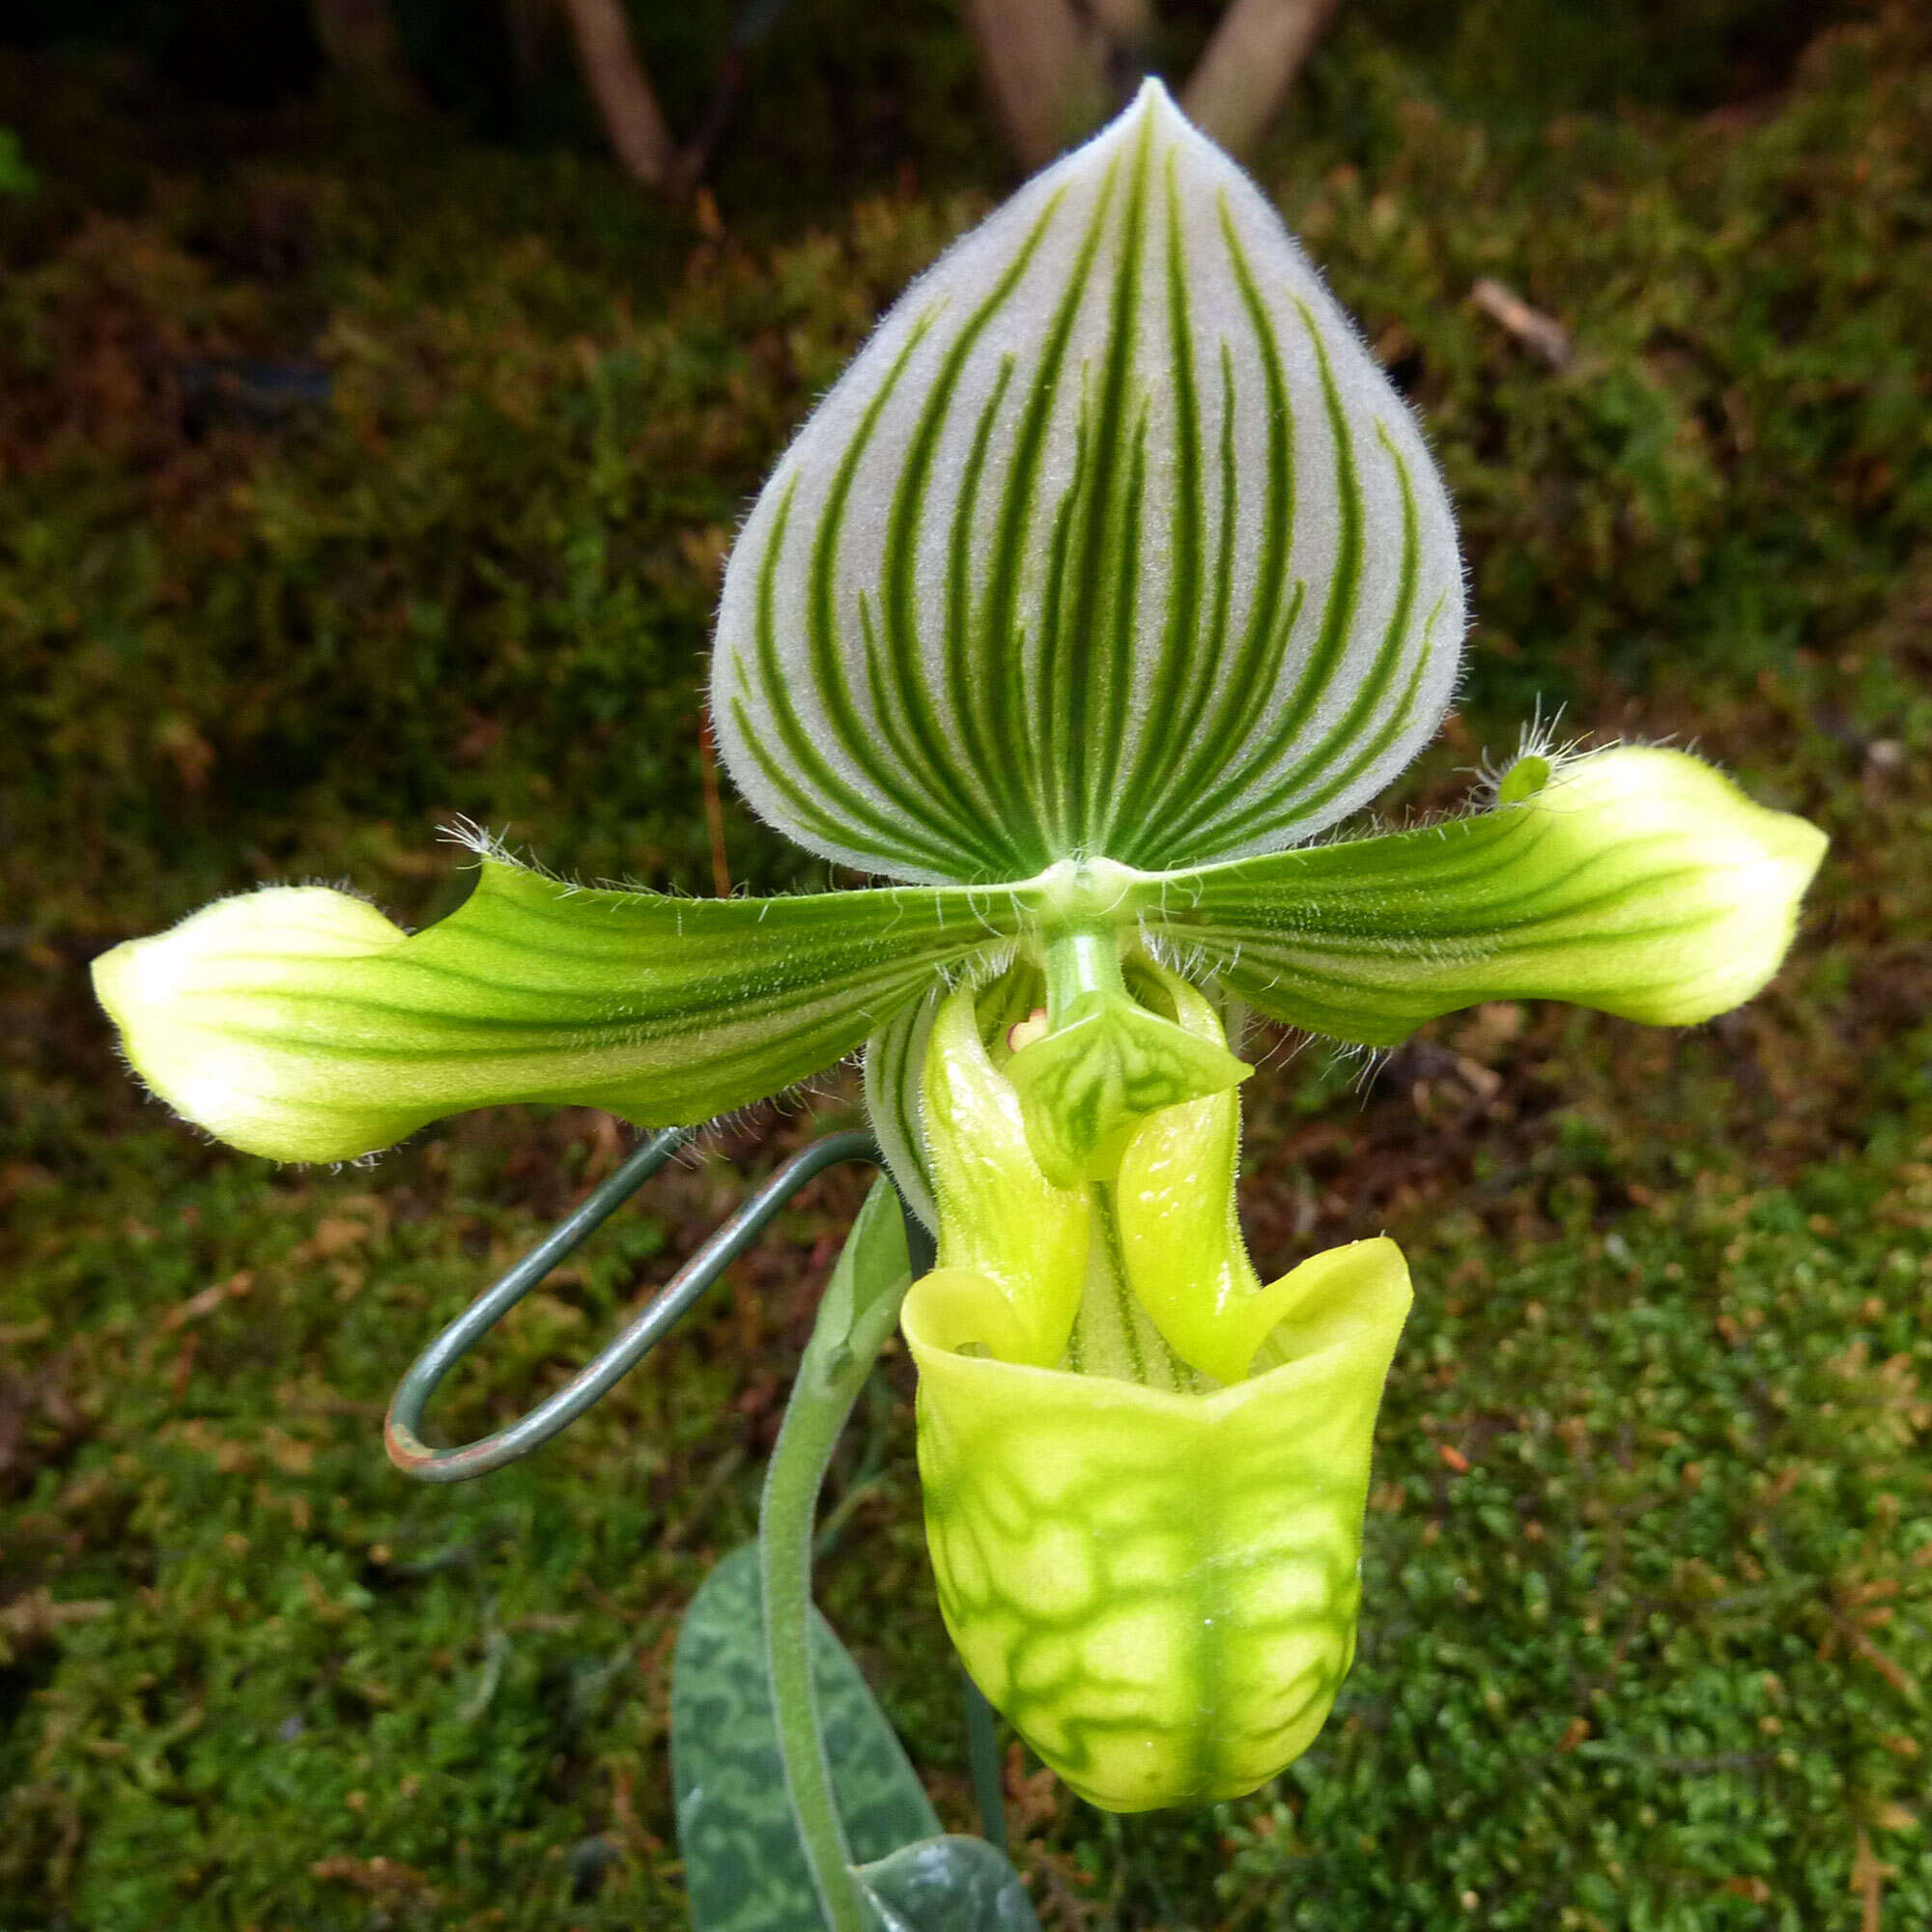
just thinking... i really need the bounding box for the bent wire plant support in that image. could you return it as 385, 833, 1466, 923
93, 80, 1828, 1930
382, 1125, 1021, 1931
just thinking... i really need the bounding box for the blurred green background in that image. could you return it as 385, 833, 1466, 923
2, 4, 1929, 1928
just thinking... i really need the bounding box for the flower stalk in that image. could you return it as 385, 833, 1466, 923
759, 1179, 915, 1930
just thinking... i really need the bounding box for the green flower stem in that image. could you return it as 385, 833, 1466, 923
962, 1669, 1009, 1856
760, 1178, 918, 1932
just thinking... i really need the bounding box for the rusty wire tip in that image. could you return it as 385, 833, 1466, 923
383, 1127, 885, 1483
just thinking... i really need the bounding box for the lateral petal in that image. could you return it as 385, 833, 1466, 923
92, 860, 1015, 1161
1148, 747, 1827, 1044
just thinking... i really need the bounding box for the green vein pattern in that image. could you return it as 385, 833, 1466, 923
92, 860, 1016, 1163
863, 985, 941, 1232
1143, 748, 1830, 1044
902, 1234, 1411, 1811
712, 78, 1463, 887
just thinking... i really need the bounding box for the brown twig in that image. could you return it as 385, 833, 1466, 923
961, 0, 1114, 168
1471, 276, 1574, 369
1852, 1828, 1890, 1932
307, 0, 430, 111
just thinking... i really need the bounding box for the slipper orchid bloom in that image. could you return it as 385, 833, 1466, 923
93, 80, 1823, 1810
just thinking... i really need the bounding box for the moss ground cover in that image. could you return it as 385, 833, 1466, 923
3, 8, 1931, 1926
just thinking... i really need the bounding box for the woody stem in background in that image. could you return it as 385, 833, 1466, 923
963, 0, 1338, 167
558, 0, 677, 186
1181, 0, 1341, 156
959, 0, 1151, 170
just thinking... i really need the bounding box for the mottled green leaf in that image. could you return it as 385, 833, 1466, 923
854, 1837, 1041, 1932
712, 79, 1463, 885
670, 1545, 940, 1932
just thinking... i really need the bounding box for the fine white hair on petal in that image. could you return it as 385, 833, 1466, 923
712, 77, 1464, 887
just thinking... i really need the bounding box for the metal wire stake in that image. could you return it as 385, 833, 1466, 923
384, 1127, 882, 1483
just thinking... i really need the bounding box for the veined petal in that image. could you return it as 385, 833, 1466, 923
92, 860, 1015, 1162
1148, 747, 1828, 1044
902, 1238, 1412, 1810
712, 77, 1463, 885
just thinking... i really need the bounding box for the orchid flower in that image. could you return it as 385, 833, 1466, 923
92, 81, 1824, 1811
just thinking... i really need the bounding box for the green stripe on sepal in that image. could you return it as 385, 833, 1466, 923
864, 985, 942, 1232
1150, 747, 1828, 1045
902, 1236, 1411, 1812
92, 859, 1013, 1163
712, 78, 1463, 886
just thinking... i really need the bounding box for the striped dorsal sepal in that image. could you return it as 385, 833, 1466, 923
712, 77, 1464, 887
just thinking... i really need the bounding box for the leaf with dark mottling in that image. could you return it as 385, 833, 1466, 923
855, 1836, 1040, 1932
670, 1544, 939, 1931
